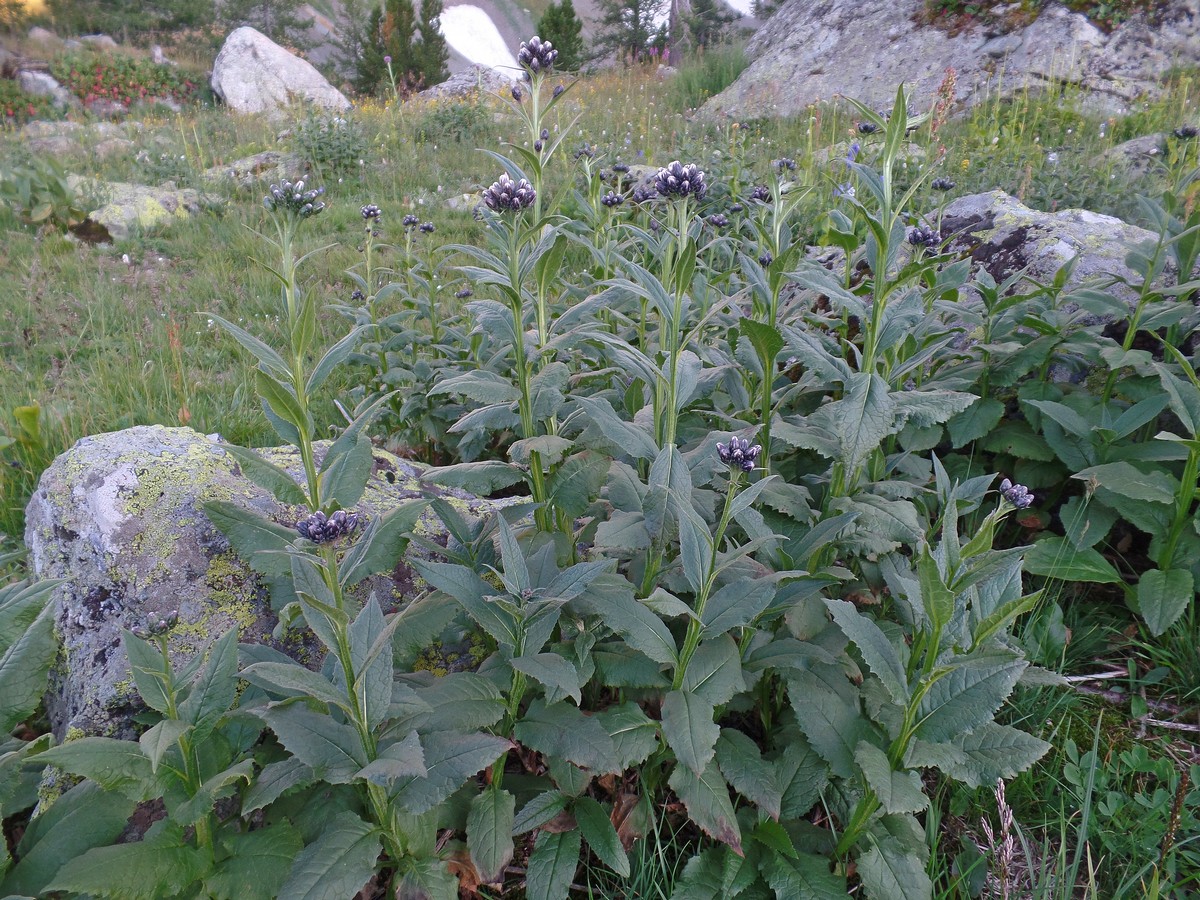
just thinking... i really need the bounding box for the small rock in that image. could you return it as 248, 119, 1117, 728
1094, 133, 1166, 179
94, 138, 135, 160
80, 34, 119, 50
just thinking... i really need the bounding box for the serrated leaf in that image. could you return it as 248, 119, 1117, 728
241, 661, 346, 710
2, 781, 134, 898
525, 829, 581, 900
512, 653, 583, 705
1024, 537, 1122, 584
701, 579, 775, 636
139, 720, 190, 773
258, 706, 366, 784
45, 824, 209, 900
856, 835, 933, 900
854, 742, 928, 814
218, 444, 308, 505
596, 702, 659, 770
514, 699, 620, 773
513, 791, 569, 835
468, 787, 516, 883
912, 721, 1050, 788
178, 629, 239, 744
574, 797, 630, 878
680, 636, 746, 707
205, 821, 303, 900
278, 811, 380, 900
947, 397, 1005, 448
35, 737, 155, 800
0, 604, 57, 733
547, 451, 607, 519
661, 690, 719, 776
173, 759, 255, 826
391, 731, 511, 815
319, 431, 373, 509
355, 731, 426, 785
422, 460, 525, 494
669, 760, 743, 855
787, 668, 869, 779
1137, 568, 1194, 636
1073, 461, 1176, 505
916, 653, 1027, 743
824, 599, 907, 705
338, 500, 428, 588
242, 757, 314, 813
203, 500, 297, 578
760, 852, 847, 899
715, 729, 782, 820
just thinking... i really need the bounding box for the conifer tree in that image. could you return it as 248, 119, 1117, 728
415, 0, 449, 88
595, 0, 666, 62
536, 0, 584, 72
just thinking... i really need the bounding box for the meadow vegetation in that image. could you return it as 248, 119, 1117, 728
0, 35, 1199, 899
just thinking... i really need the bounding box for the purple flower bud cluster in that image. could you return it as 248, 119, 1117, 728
857, 121, 879, 134
631, 186, 656, 204
483, 173, 537, 212
612, 163, 630, 174
655, 161, 707, 199
264, 179, 326, 218
455, 288, 473, 299
833, 183, 855, 201
574, 145, 594, 160
131, 611, 179, 639
518, 35, 558, 76
296, 509, 362, 543
758, 251, 773, 267
750, 184, 771, 203
552, 84, 565, 98
601, 191, 624, 207
931, 177, 956, 191
361, 204, 382, 220
534, 127, 550, 152
402, 214, 420, 227
716, 436, 762, 473
511, 85, 523, 102
728, 203, 743, 213
907, 225, 941, 249
419, 222, 435, 233
350, 289, 366, 302
774, 157, 796, 171
999, 478, 1034, 509
1174, 125, 1198, 140
706, 213, 728, 228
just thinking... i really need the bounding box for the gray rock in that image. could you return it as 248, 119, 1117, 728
939, 190, 1162, 305
23, 120, 84, 139
27, 135, 81, 157
1094, 133, 1167, 180
93, 138, 136, 160
417, 65, 514, 101
26, 425, 514, 739
27, 26, 59, 45
80, 34, 119, 50
66, 176, 207, 241
16, 70, 78, 109
211, 26, 351, 116
702, 0, 1200, 121
201, 150, 306, 190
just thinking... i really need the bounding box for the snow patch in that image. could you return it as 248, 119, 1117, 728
722, 0, 755, 14
439, 5, 521, 75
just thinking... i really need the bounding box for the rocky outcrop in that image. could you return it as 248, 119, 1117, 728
417, 65, 514, 101
66, 176, 206, 241
210, 26, 351, 116
939, 190, 1164, 304
703, 0, 1200, 120
25, 426, 513, 739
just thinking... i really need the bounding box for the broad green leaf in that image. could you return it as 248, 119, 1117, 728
680, 636, 746, 706
318, 431, 373, 509
661, 689, 719, 776
338, 500, 428, 588
139, 720, 190, 773
1060, 494, 1118, 550
422, 460, 525, 494
701, 579, 775, 636
218, 444, 308, 505
397, 672, 505, 733
514, 699, 620, 773
715, 728, 782, 820
1024, 537, 1122, 584
355, 731, 426, 785
572, 576, 677, 665
740, 318, 785, 366
1137, 568, 1195, 636
512, 653, 583, 705
242, 757, 314, 813
122, 629, 172, 717
203, 500, 297, 577
824, 599, 907, 705
395, 857, 459, 900
0, 604, 57, 734
856, 835, 933, 900
760, 852, 847, 899
35, 737, 155, 800
1073, 461, 1176, 505
669, 846, 751, 900
172, 759, 255, 826
547, 451, 608, 519
908, 722, 1050, 788
917, 548, 955, 633
468, 787, 516, 883
525, 829, 581, 900
256, 369, 308, 433
3, 781, 134, 898
205, 822, 304, 900
512, 791, 570, 835
431, 370, 520, 405
45, 823, 209, 900
206, 312, 290, 380
178, 628, 239, 744
241, 661, 346, 710
391, 731, 512, 815
854, 742, 927, 814
278, 811, 380, 900
787, 668, 870, 779
596, 702, 660, 770
574, 797, 630, 878
916, 652, 1027, 743
409, 558, 519, 651
947, 398, 1005, 449
831, 372, 896, 470
668, 760, 743, 854
348, 595, 393, 731
510, 435, 576, 468
257, 706, 366, 784
0, 578, 60, 652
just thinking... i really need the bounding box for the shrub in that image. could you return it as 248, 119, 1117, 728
48, 50, 208, 109
0, 81, 63, 126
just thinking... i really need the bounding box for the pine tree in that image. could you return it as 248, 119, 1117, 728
595, 0, 667, 62
536, 0, 584, 72
354, 0, 448, 96
415, 0, 449, 88
686, 0, 734, 49
219, 0, 310, 47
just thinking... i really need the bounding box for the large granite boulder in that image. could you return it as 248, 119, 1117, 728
210, 26, 351, 116
26, 426, 511, 740
703, 0, 1200, 120
939, 190, 1164, 305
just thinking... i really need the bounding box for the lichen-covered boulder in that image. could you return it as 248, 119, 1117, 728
200, 150, 306, 190
211, 26, 350, 116
66, 176, 207, 241
25, 425, 510, 740
939, 190, 1165, 306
